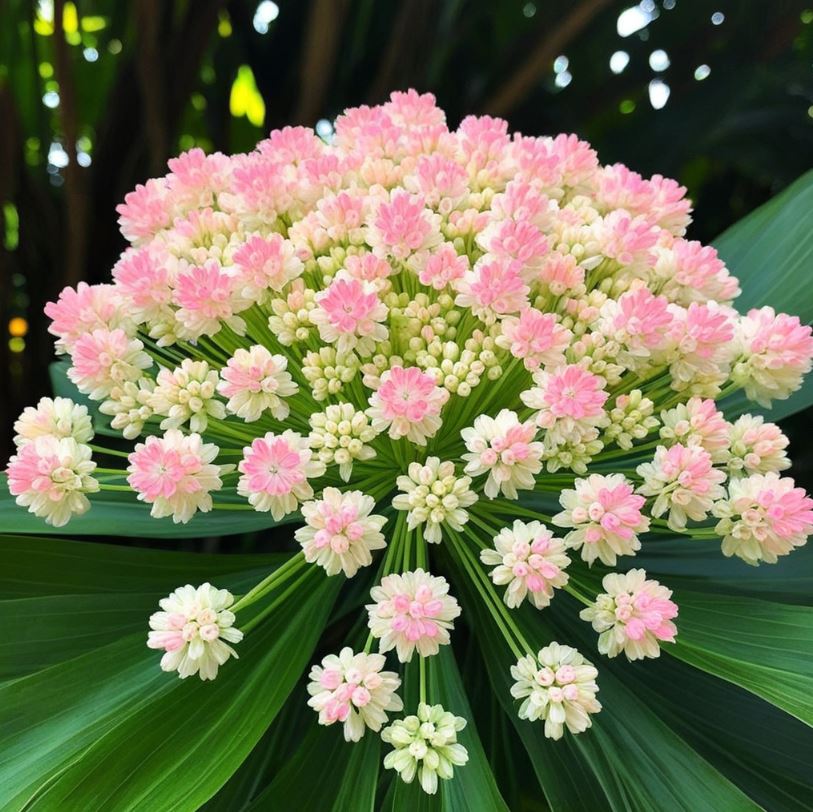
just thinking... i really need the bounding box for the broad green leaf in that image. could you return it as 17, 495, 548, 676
715, 169, 813, 321
669, 591, 813, 727
0, 476, 295, 538
619, 649, 813, 812
448, 550, 757, 811
0, 535, 285, 598
0, 568, 340, 810
714, 169, 813, 420
250, 721, 380, 811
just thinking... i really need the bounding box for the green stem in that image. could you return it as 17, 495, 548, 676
232, 552, 306, 612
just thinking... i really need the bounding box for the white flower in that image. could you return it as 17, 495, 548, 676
307, 647, 403, 741
6, 436, 99, 527
392, 457, 477, 543
480, 520, 570, 609
218, 345, 298, 422
308, 403, 379, 481
296, 488, 387, 577
99, 378, 156, 439
510, 642, 601, 740
367, 569, 461, 662
13, 396, 94, 447
150, 359, 226, 433
726, 414, 790, 477
147, 583, 243, 680
462, 409, 543, 499
382, 703, 469, 795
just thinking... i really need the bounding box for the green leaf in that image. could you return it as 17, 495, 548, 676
0, 476, 295, 538
448, 550, 757, 811
714, 169, 813, 420
715, 169, 813, 321
250, 721, 380, 811
670, 591, 813, 726
0, 559, 340, 810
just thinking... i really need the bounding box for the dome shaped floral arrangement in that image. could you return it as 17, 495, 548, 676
3, 90, 813, 809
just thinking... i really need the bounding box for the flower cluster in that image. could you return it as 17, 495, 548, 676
7, 91, 813, 794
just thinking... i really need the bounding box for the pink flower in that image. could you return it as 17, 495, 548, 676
733, 307, 813, 406
367, 189, 442, 261
166, 148, 231, 208
454, 256, 529, 322
417, 244, 469, 290
594, 210, 659, 268
13, 396, 93, 447
221, 152, 292, 224
218, 345, 298, 422
580, 569, 678, 660
45, 282, 129, 353
480, 520, 571, 609
490, 181, 554, 227
521, 364, 609, 440
7, 436, 98, 527
311, 276, 388, 355
343, 253, 394, 284
67, 328, 152, 400
727, 415, 790, 477
462, 409, 544, 499
598, 287, 672, 365
554, 474, 649, 566
659, 397, 730, 463
714, 472, 813, 565
537, 251, 585, 295
637, 444, 726, 531
116, 178, 173, 244
127, 429, 226, 523
476, 218, 549, 278
367, 366, 449, 445
668, 301, 736, 387
307, 647, 403, 742
367, 569, 461, 662
258, 125, 324, 163
656, 238, 740, 305
237, 430, 325, 520
498, 309, 571, 370
455, 115, 511, 183
174, 260, 246, 339
112, 248, 175, 326
232, 234, 303, 300
404, 154, 468, 212
295, 488, 387, 577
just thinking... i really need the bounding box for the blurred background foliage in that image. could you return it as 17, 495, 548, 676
1, 0, 812, 466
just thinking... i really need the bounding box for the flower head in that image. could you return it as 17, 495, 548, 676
127, 429, 226, 523
296, 488, 387, 577
580, 569, 678, 660
462, 409, 544, 499
13, 396, 93, 447
45, 282, 130, 353
151, 359, 226, 433
510, 643, 601, 740
382, 703, 469, 795
67, 328, 152, 400
311, 276, 388, 356
237, 430, 325, 520
218, 345, 298, 422
367, 569, 460, 662
480, 520, 570, 609
147, 583, 242, 680
368, 366, 449, 445
496, 309, 571, 371
308, 403, 378, 481
554, 473, 649, 565
7, 436, 99, 526
659, 397, 730, 464
307, 647, 403, 741
726, 414, 790, 477
713, 472, 813, 565
637, 444, 726, 531
393, 457, 477, 543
